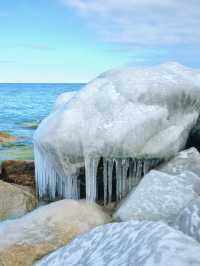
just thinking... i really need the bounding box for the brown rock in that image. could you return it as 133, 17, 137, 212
0, 132, 16, 144
0, 199, 111, 266
0, 180, 37, 220
1, 160, 35, 188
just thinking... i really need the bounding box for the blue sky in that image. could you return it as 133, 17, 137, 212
0, 0, 200, 82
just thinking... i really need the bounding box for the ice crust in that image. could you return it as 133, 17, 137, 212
34, 221, 200, 266
113, 170, 200, 223
158, 147, 200, 176
174, 197, 200, 243
34, 62, 200, 201
54, 91, 77, 111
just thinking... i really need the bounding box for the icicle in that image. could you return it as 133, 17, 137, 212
103, 158, 108, 205
143, 159, 152, 176
35, 140, 161, 204
129, 159, 134, 189
128, 158, 133, 192
107, 159, 114, 204
136, 159, 142, 183
115, 158, 123, 201
85, 158, 91, 201
122, 159, 129, 197
77, 179, 80, 200
48, 167, 57, 200
34, 143, 81, 201
85, 157, 99, 202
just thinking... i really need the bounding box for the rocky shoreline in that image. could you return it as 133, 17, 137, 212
0, 148, 200, 265
1, 63, 200, 265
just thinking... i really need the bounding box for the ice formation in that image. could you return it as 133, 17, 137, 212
174, 197, 200, 243
53, 91, 77, 111
113, 170, 200, 224
158, 147, 200, 176
34, 62, 200, 202
35, 221, 200, 266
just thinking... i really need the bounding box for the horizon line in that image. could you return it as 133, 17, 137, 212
0, 82, 87, 84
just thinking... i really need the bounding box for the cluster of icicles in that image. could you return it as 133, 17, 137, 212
34, 146, 160, 204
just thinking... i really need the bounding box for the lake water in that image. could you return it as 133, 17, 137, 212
0, 83, 84, 161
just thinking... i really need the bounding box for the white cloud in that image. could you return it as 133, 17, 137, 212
62, 0, 200, 46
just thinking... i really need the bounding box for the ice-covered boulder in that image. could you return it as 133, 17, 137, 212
0, 199, 110, 266
53, 91, 77, 111
34, 62, 200, 202
34, 221, 200, 266
174, 197, 200, 243
113, 170, 200, 223
158, 147, 200, 177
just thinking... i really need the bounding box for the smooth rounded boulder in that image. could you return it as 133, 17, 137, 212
0, 180, 37, 220
0, 199, 110, 266
34, 221, 200, 266
113, 170, 200, 223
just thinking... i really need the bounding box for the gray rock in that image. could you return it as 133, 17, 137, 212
157, 147, 200, 177
34, 221, 200, 266
174, 197, 200, 243
113, 170, 200, 223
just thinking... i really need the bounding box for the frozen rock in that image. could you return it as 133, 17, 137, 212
34, 62, 200, 202
0, 180, 37, 220
34, 221, 200, 266
0, 199, 110, 266
158, 147, 200, 177
113, 170, 200, 223
54, 91, 77, 111
174, 197, 200, 243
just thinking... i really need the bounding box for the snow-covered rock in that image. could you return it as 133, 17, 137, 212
158, 147, 200, 177
174, 197, 200, 243
34, 221, 200, 266
0, 180, 37, 220
34, 62, 200, 202
0, 199, 110, 266
113, 170, 200, 223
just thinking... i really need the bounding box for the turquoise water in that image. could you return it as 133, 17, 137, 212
0, 83, 84, 160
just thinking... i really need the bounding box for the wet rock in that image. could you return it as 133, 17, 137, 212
1, 160, 35, 188
0, 132, 16, 144
20, 121, 39, 129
